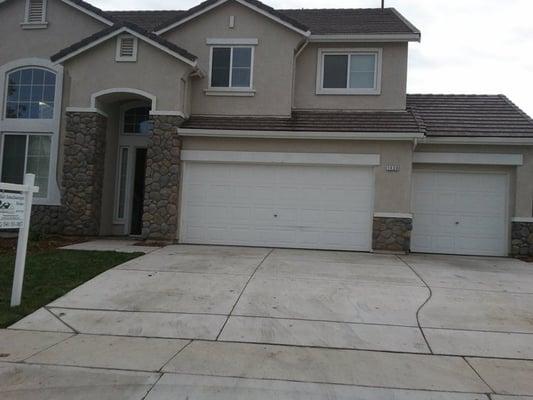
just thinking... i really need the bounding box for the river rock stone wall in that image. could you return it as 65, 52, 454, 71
142, 115, 183, 240
511, 221, 533, 257
60, 111, 107, 236
372, 216, 412, 252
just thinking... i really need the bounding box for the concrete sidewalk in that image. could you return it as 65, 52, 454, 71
2, 244, 533, 399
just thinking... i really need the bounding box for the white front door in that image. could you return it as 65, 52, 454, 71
411, 170, 509, 256
180, 162, 375, 251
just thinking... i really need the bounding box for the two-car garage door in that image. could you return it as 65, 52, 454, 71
411, 170, 509, 256
180, 160, 374, 251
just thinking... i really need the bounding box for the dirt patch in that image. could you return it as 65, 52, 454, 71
134, 241, 167, 248
0, 235, 88, 256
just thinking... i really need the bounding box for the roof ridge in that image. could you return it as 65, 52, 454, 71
499, 94, 533, 124
279, 7, 394, 11
407, 106, 427, 136
50, 21, 197, 63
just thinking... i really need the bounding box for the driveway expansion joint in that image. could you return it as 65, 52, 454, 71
215, 248, 275, 340
397, 255, 434, 354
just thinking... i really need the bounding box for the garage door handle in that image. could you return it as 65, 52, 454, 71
455, 221, 460, 225
274, 214, 278, 218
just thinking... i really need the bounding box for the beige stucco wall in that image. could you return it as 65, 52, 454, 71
181, 137, 414, 213
294, 42, 408, 111
63, 39, 193, 112
415, 144, 533, 218
162, 1, 303, 117
0, 0, 106, 65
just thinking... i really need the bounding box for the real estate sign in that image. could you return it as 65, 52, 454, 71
0, 192, 26, 229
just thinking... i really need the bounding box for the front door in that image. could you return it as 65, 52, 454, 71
113, 103, 151, 236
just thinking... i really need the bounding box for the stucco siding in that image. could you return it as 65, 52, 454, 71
0, 0, 107, 65
181, 137, 413, 213
294, 42, 408, 111
162, 1, 303, 117
63, 39, 192, 112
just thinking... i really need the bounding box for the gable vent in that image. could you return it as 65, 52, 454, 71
116, 35, 138, 62
25, 0, 46, 23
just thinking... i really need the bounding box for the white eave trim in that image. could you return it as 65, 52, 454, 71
60, 0, 113, 26
512, 217, 533, 223
181, 150, 380, 166
309, 33, 420, 42
155, 0, 311, 37
206, 38, 258, 45
374, 212, 413, 219
418, 137, 533, 145
53, 26, 197, 67
414, 152, 524, 166
177, 128, 424, 141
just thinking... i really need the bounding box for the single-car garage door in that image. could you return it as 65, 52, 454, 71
411, 170, 509, 256
180, 159, 375, 251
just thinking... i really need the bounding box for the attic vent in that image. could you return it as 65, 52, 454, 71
116, 35, 138, 62
22, 0, 47, 27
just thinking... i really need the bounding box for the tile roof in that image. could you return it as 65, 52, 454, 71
181, 95, 533, 138
279, 8, 419, 35
407, 94, 533, 137
107, 10, 185, 31
106, 4, 419, 37
152, 0, 309, 33
181, 110, 423, 134
50, 21, 197, 63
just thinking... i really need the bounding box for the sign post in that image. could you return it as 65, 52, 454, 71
0, 174, 39, 307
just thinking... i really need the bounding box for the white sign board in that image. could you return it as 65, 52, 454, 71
0, 174, 39, 307
0, 192, 26, 229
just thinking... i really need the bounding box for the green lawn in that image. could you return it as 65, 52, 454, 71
0, 249, 142, 328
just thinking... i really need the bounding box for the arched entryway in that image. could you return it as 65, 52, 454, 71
88, 89, 155, 237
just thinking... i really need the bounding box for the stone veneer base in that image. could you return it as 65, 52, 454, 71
511, 221, 533, 257
142, 115, 184, 241
372, 216, 412, 253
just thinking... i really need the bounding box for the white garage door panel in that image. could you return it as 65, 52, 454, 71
181, 162, 374, 251
411, 171, 508, 256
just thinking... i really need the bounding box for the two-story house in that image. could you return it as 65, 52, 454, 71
1, 0, 533, 257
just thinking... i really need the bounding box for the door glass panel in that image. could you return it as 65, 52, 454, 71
117, 147, 129, 219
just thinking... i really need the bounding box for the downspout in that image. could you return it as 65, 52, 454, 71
291, 38, 310, 110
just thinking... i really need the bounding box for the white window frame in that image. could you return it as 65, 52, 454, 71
115, 35, 138, 62
0, 132, 53, 200
316, 48, 382, 95
207, 45, 255, 93
0, 58, 63, 205
21, 0, 48, 29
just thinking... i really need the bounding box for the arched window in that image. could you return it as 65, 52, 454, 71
123, 106, 151, 135
5, 67, 56, 119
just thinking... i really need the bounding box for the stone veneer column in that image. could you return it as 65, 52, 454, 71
511, 221, 533, 257
61, 112, 107, 235
142, 115, 184, 240
372, 216, 412, 252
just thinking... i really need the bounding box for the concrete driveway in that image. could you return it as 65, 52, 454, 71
1, 244, 533, 399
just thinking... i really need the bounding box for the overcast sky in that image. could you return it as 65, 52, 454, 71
93, 0, 533, 116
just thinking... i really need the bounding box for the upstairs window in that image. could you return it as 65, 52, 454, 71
318, 49, 382, 95
5, 67, 56, 119
210, 46, 253, 89
116, 35, 138, 62
23, 0, 47, 27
